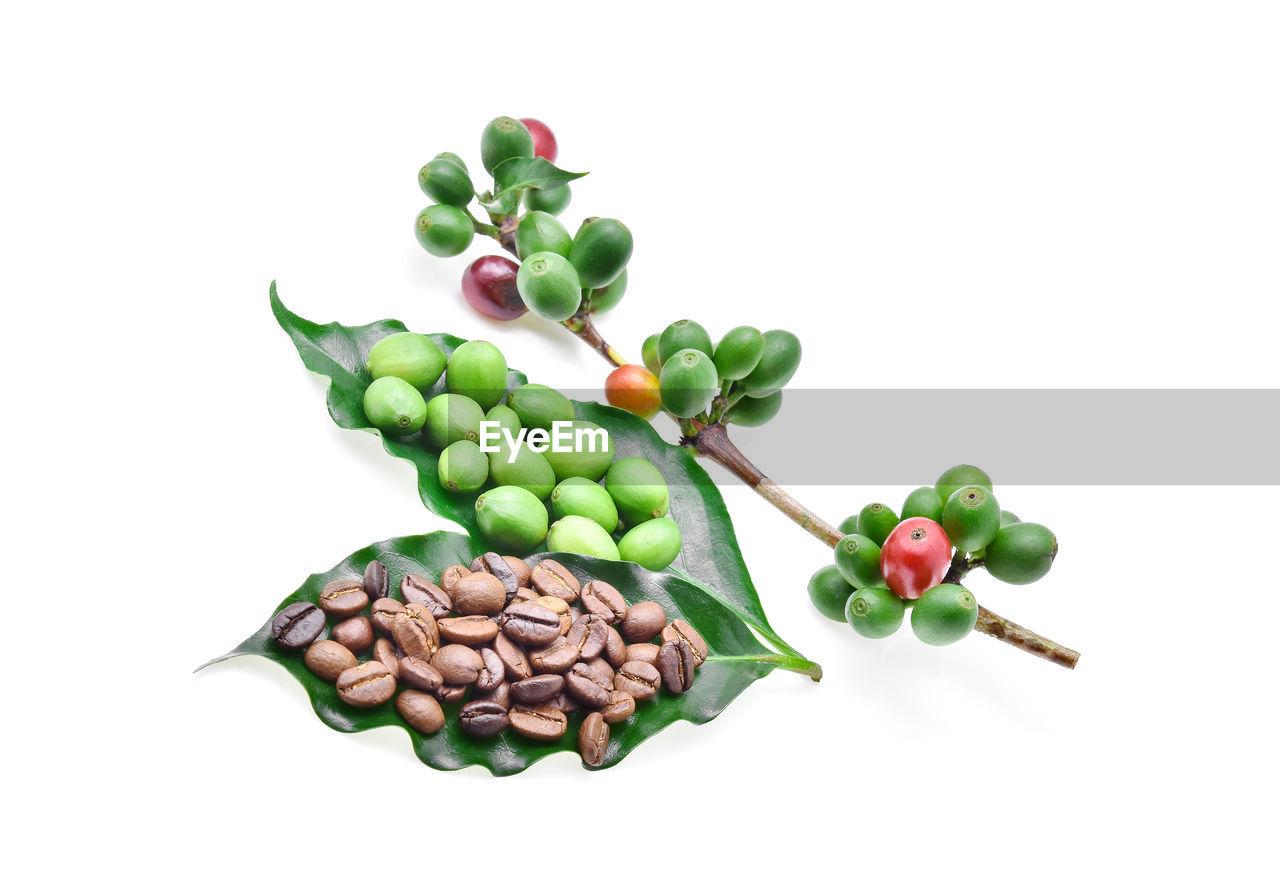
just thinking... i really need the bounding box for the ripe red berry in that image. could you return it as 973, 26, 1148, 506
519, 118, 558, 162
461, 256, 527, 321
604, 364, 662, 420
880, 517, 953, 600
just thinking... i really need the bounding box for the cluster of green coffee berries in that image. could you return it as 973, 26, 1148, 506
637, 320, 802, 425
360, 331, 681, 571
808, 464, 1059, 647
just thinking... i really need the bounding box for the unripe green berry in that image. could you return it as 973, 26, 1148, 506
366, 332, 446, 391
524, 184, 572, 215
515, 211, 573, 260
845, 587, 906, 639
585, 270, 627, 314
507, 383, 575, 431
414, 205, 473, 257
901, 486, 946, 524
911, 584, 979, 645
438, 440, 489, 493
547, 515, 620, 562
605, 457, 669, 527
617, 517, 682, 571
641, 333, 663, 375
418, 157, 473, 208
739, 329, 802, 398
362, 376, 428, 436
516, 251, 582, 321
658, 349, 719, 418
935, 464, 994, 503
475, 485, 548, 553
544, 420, 614, 481
834, 534, 885, 588
858, 502, 900, 547
838, 515, 860, 535
445, 340, 508, 410
484, 404, 522, 440
1000, 510, 1021, 527
808, 565, 855, 622
984, 522, 1057, 584
487, 438, 556, 500
550, 477, 620, 532
480, 116, 534, 175
434, 152, 468, 173
726, 391, 782, 427
568, 217, 633, 289
658, 319, 714, 364
712, 326, 765, 381
941, 485, 1001, 553
422, 393, 486, 452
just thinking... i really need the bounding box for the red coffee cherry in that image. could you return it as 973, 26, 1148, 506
461, 256, 527, 321
880, 518, 952, 600
519, 118, 558, 162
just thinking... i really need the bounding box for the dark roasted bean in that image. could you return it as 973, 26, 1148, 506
565, 662, 612, 708
620, 601, 667, 643
401, 574, 451, 618
601, 689, 635, 724
585, 657, 615, 689
270, 602, 325, 650
604, 625, 627, 668
530, 560, 581, 602
453, 572, 507, 616
459, 700, 509, 739
529, 637, 578, 674
398, 656, 443, 692
396, 690, 445, 734
501, 602, 562, 647
432, 644, 483, 685
476, 552, 521, 604
363, 560, 389, 601
473, 680, 510, 711
550, 691, 579, 714
510, 674, 564, 705
565, 614, 609, 660
319, 579, 369, 619
336, 662, 395, 708
331, 615, 373, 653
435, 684, 467, 704
578, 712, 609, 766
437, 615, 500, 646
581, 580, 627, 624
475, 647, 505, 692
494, 631, 532, 681
656, 639, 696, 693
370, 598, 407, 636
502, 556, 532, 587
614, 660, 661, 701
509, 705, 568, 741
661, 619, 708, 665
304, 639, 357, 681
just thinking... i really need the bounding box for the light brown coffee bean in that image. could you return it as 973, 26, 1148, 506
396, 690, 445, 734
511, 674, 564, 705
513, 587, 538, 603
370, 598, 407, 636
530, 560, 581, 602
453, 572, 507, 616
392, 603, 439, 660
565, 662, 612, 708
494, 631, 532, 681
335, 661, 395, 708
536, 595, 572, 634
624, 643, 660, 665
331, 615, 373, 653
604, 625, 627, 668
656, 639, 696, 693
439, 564, 471, 599
601, 689, 635, 724
502, 556, 532, 587
304, 640, 357, 682
578, 712, 609, 767
398, 656, 443, 692
319, 579, 368, 619
373, 638, 399, 678
585, 657, 615, 689
401, 574, 451, 618
501, 601, 562, 648
509, 705, 568, 741
475, 647, 505, 692
438, 615, 500, 646
432, 644, 484, 685
620, 601, 667, 643
565, 614, 609, 660
661, 619, 708, 665
581, 580, 628, 624
614, 660, 661, 701
529, 637, 578, 674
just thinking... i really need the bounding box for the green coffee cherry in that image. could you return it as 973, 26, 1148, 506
935, 464, 993, 503
508, 383, 574, 431
617, 517, 682, 571
658, 320, 714, 364
941, 485, 1001, 553
487, 439, 556, 500
984, 522, 1057, 584
550, 477, 620, 532
568, 217, 633, 289
366, 332, 446, 391
739, 329, 802, 398
544, 420, 614, 481
414, 205, 473, 257
605, 457, 669, 527
712, 326, 765, 381
438, 440, 489, 493
480, 116, 534, 175
911, 584, 978, 645
547, 515, 621, 561
418, 157, 473, 208
516, 252, 582, 321
514, 211, 573, 260
838, 515, 860, 535
475, 485, 548, 553
901, 486, 945, 524
858, 503, 900, 547
834, 534, 885, 588
525, 184, 571, 216
1000, 510, 1021, 527
641, 333, 663, 375
484, 404, 522, 440
445, 340, 508, 410
585, 270, 627, 314
808, 565, 855, 622
658, 349, 719, 418
726, 391, 782, 427
845, 587, 906, 639
434, 152, 468, 173
422, 393, 486, 452
362, 376, 428, 436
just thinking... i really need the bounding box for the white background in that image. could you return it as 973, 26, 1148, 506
3, 2, 1277, 870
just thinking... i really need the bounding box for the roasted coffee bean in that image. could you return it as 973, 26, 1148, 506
501, 602, 562, 647
469, 556, 486, 574
661, 619, 707, 665
514, 587, 538, 603
565, 662, 613, 708
578, 712, 609, 767
600, 689, 635, 724
392, 603, 439, 660
581, 580, 627, 624
550, 691, 579, 714
432, 644, 484, 685
363, 560, 389, 601
398, 656, 443, 692
435, 684, 468, 704
396, 690, 445, 734
459, 700, 509, 739
401, 574, 452, 618
319, 579, 369, 619
503, 556, 532, 587
474, 680, 511, 710
439, 564, 470, 599
614, 660, 661, 701
529, 636, 578, 674
371, 598, 407, 636
494, 631, 532, 681
271, 602, 325, 650
476, 552, 521, 604
604, 626, 627, 668
620, 601, 667, 643
585, 657, 615, 689
509, 705, 568, 741
304, 639, 357, 681
453, 572, 507, 616
656, 639, 696, 693
530, 560, 581, 602
438, 615, 500, 646
510, 674, 564, 704
624, 643, 660, 665
374, 638, 400, 678
336, 661, 395, 708
332, 615, 374, 653
565, 614, 609, 660
567, 605, 584, 625
476, 647, 505, 692
535, 595, 572, 634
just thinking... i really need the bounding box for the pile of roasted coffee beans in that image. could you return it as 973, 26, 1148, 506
269, 553, 707, 767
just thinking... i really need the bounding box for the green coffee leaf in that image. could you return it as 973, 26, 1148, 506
492, 156, 586, 194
